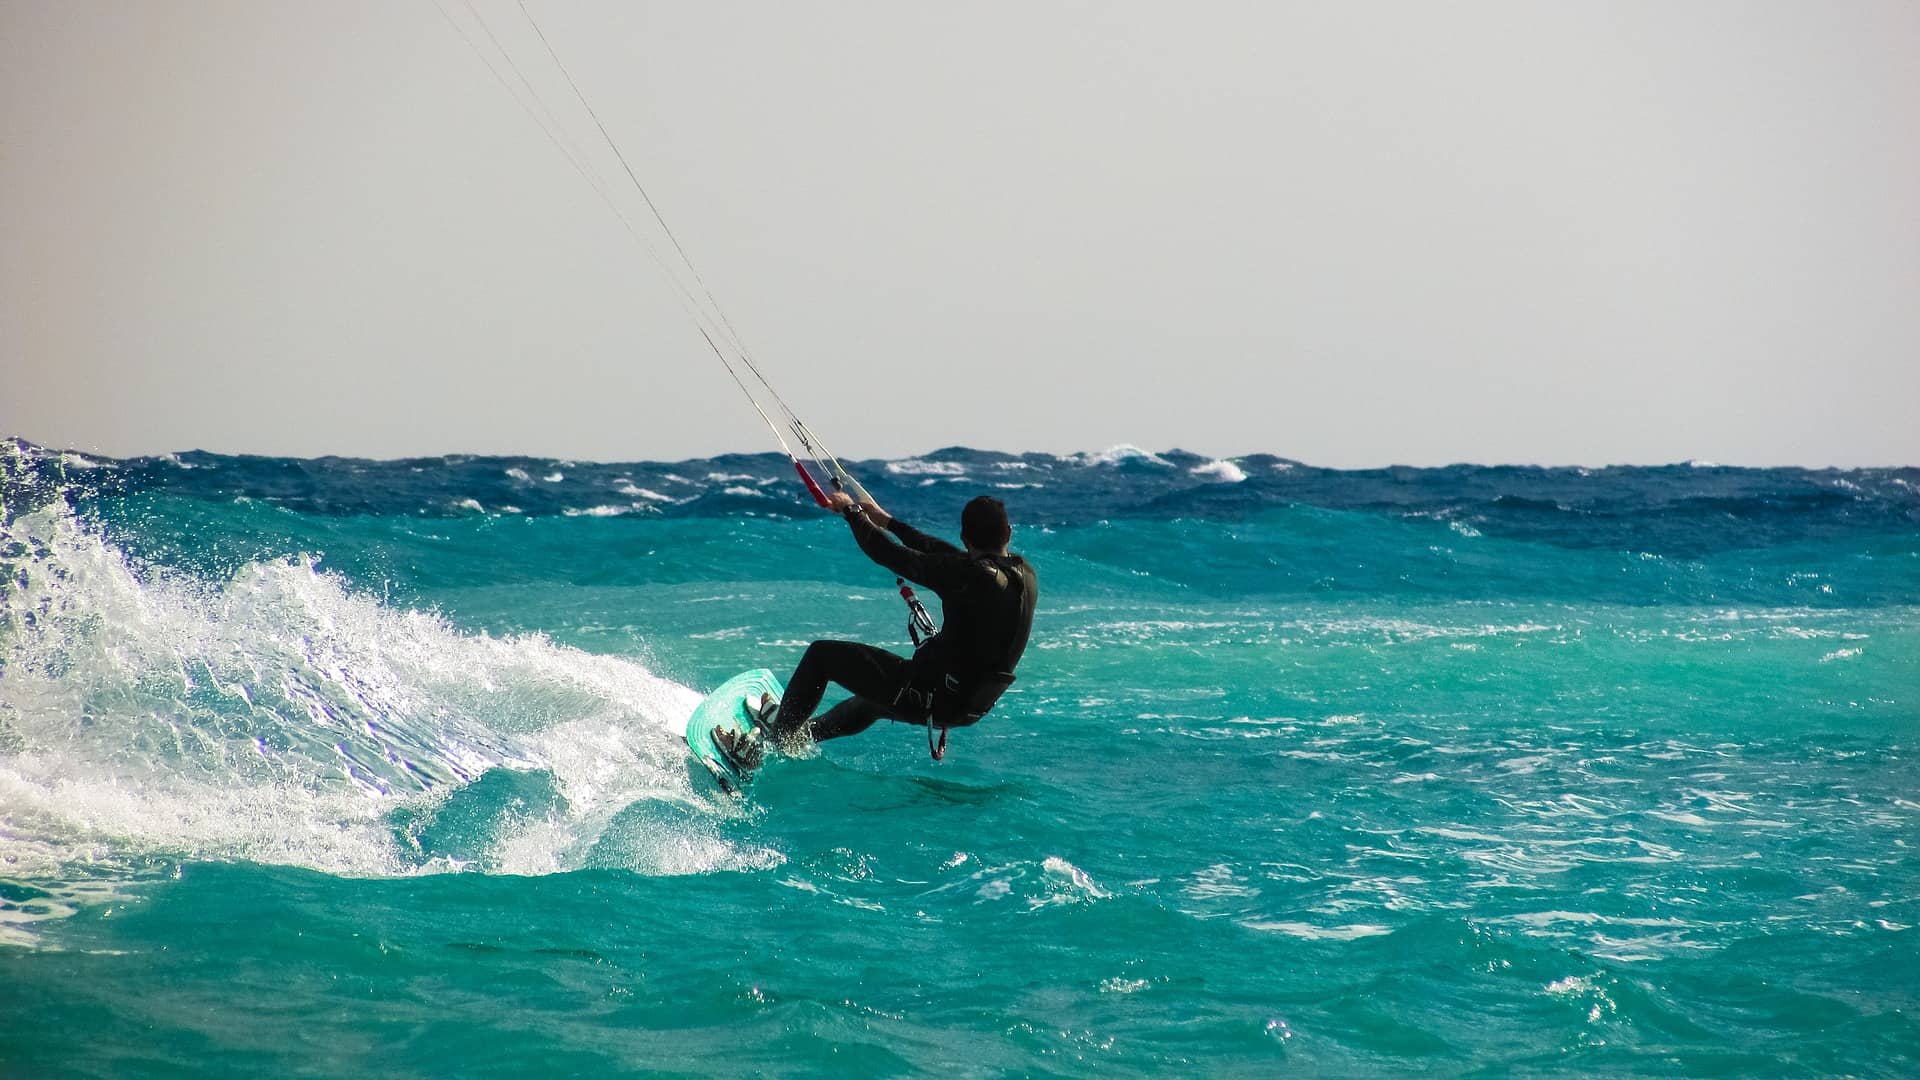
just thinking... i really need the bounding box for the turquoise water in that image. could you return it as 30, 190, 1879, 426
2, 444, 1917, 1075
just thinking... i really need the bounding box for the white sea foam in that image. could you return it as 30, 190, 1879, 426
1020, 857, 1109, 910
1184, 863, 1258, 900
616, 484, 673, 502
543, 472, 564, 483
1062, 445, 1173, 468
0, 501, 755, 912
721, 486, 764, 498
504, 467, 531, 482
1241, 920, 1393, 941
885, 459, 968, 477
1189, 459, 1247, 483
562, 504, 638, 517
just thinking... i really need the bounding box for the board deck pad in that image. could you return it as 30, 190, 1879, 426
684, 668, 783, 793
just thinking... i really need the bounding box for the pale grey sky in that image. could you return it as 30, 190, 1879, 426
4, 1, 1917, 467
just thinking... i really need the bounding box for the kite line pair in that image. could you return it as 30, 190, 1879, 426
430, 0, 872, 509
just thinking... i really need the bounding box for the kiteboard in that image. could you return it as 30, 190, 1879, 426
684, 668, 784, 795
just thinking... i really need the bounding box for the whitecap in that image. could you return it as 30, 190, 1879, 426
1189, 459, 1247, 483
886, 459, 968, 476
1241, 920, 1393, 941
1062, 445, 1173, 468
563, 504, 635, 517
1030, 856, 1109, 909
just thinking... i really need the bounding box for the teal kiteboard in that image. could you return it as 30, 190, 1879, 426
684, 668, 783, 795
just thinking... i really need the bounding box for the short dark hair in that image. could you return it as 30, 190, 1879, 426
961, 495, 1011, 550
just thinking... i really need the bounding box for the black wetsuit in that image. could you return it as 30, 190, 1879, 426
772, 507, 1038, 743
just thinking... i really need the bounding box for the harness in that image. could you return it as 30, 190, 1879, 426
892, 558, 1026, 760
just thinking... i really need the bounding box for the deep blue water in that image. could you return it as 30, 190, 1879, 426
2, 439, 1917, 1076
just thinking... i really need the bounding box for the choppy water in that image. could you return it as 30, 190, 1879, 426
2, 439, 1916, 1075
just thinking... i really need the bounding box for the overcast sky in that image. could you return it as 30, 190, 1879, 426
4, 1, 1916, 467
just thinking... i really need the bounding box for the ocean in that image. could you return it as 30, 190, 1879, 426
2, 438, 1915, 1076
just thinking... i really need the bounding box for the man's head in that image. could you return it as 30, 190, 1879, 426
961, 495, 1012, 553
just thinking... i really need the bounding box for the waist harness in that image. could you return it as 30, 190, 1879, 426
893, 555, 1029, 759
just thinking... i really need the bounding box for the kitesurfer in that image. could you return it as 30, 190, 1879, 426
763, 493, 1038, 748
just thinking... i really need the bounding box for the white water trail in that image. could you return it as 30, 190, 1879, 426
0, 496, 764, 890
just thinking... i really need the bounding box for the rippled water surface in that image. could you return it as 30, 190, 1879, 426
2, 442, 1916, 1075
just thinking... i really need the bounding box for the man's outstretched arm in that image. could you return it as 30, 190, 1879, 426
856, 499, 961, 556
885, 517, 961, 557
829, 494, 962, 555
826, 493, 962, 588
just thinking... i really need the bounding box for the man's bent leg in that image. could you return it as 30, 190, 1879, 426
771, 640, 911, 741
808, 696, 890, 742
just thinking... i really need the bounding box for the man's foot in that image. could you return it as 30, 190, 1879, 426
711, 725, 764, 773
748, 692, 784, 743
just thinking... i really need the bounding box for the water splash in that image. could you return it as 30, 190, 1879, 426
0, 492, 759, 887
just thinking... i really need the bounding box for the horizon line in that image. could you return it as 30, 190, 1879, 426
6, 435, 1914, 474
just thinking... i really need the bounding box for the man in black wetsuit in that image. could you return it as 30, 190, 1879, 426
763, 492, 1038, 748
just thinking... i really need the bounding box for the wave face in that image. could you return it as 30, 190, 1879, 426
2, 438, 1917, 1075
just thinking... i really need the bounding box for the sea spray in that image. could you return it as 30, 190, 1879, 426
0, 494, 772, 883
